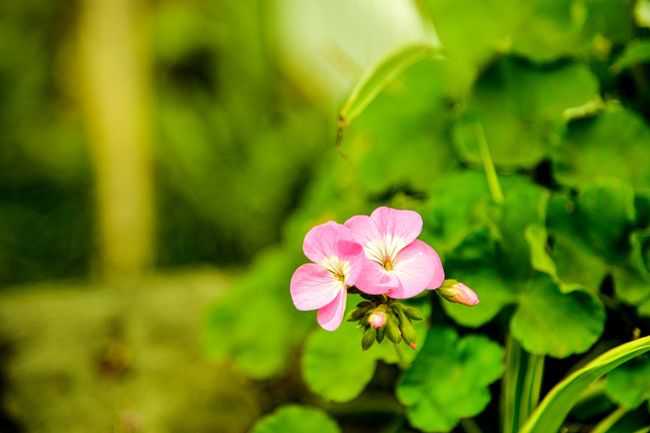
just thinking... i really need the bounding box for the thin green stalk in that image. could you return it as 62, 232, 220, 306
394, 343, 411, 370
590, 406, 628, 433
475, 122, 504, 204
502, 335, 522, 433
520, 354, 545, 422
460, 418, 484, 433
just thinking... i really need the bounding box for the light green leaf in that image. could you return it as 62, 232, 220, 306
526, 224, 559, 282
249, 405, 341, 433
422, 0, 517, 70
606, 355, 650, 408
348, 58, 460, 194
339, 42, 441, 127
519, 335, 650, 433
612, 39, 650, 73
301, 319, 377, 402
511, 277, 605, 358
452, 59, 599, 171
397, 326, 504, 432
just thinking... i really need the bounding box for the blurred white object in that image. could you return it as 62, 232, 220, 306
273, 0, 437, 108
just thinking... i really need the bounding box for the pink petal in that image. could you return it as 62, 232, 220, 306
354, 260, 399, 295
426, 246, 445, 290
344, 214, 381, 248
302, 221, 357, 265
335, 240, 365, 286
317, 289, 347, 331
388, 240, 437, 299
290, 263, 343, 311
370, 207, 423, 246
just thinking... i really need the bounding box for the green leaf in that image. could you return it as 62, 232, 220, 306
612, 39, 650, 73
249, 405, 341, 433
519, 335, 650, 433
554, 106, 650, 192
452, 59, 599, 171
511, 0, 586, 62
300, 319, 381, 402
422, 0, 517, 71
348, 58, 460, 194
339, 42, 441, 127
606, 355, 650, 408
397, 326, 504, 432
203, 248, 311, 379
511, 277, 605, 358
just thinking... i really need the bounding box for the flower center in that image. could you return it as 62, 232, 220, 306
322, 255, 350, 285
364, 235, 402, 271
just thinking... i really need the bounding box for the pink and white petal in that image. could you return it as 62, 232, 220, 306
354, 260, 399, 295
303, 221, 356, 265
290, 263, 342, 311
426, 247, 445, 290
317, 289, 347, 331
344, 214, 382, 247
370, 207, 423, 247
337, 240, 366, 286
388, 240, 437, 299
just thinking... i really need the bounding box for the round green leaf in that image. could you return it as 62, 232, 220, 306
249, 405, 341, 433
554, 106, 650, 193
452, 59, 599, 171
511, 278, 605, 358
301, 320, 378, 402
606, 355, 650, 408
397, 326, 504, 432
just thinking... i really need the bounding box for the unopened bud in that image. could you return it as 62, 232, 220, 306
385, 316, 402, 344
397, 309, 418, 349
438, 280, 479, 306
369, 311, 386, 328
401, 305, 424, 321
361, 326, 377, 351
410, 342, 417, 350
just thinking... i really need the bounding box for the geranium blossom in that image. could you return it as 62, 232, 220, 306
290, 221, 366, 331
345, 207, 444, 298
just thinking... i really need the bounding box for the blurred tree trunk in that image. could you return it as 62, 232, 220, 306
76, 0, 154, 280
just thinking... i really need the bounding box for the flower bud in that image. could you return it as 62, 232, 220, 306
438, 280, 479, 306
361, 326, 377, 351
369, 311, 387, 329
396, 308, 417, 350
385, 316, 402, 344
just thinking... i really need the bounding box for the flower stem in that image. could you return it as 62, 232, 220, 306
460, 418, 483, 433
393, 343, 410, 370
475, 122, 504, 204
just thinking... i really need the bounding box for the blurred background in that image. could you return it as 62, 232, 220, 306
0, 0, 427, 432
3, 0, 650, 432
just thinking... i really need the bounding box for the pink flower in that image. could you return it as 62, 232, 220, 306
438, 281, 479, 306
345, 207, 444, 299
290, 221, 366, 331
369, 311, 386, 328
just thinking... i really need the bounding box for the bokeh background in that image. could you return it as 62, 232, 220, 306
3, 0, 650, 432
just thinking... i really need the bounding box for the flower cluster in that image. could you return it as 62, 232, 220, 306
290, 207, 478, 346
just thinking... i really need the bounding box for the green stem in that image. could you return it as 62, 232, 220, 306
460, 418, 483, 433
394, 343, 410, 370
502, 334, 522, 433
475, 122, 504, 204
590, 406, 629, 433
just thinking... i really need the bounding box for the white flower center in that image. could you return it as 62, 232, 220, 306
322, 255, 351, 284
364, 234, 404, 270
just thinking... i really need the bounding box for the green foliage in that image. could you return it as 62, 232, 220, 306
520, 335, 650, 433
606, 355, 650, 408
397, 326, 504, 432
248, 405, 341, 433
203, 248, 312, 379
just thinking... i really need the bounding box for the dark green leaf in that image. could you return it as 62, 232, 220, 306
397, 326, 504, 432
